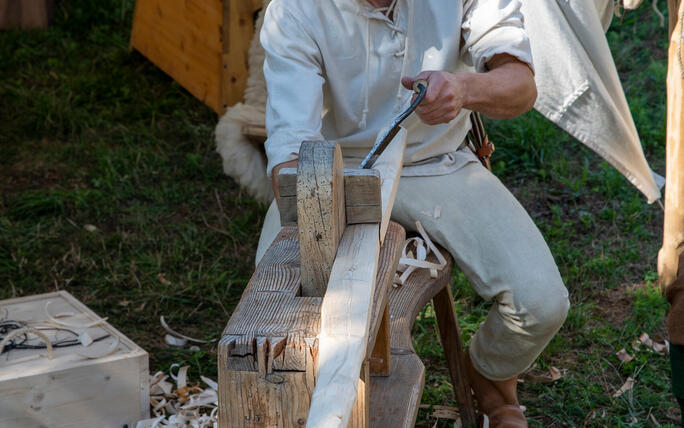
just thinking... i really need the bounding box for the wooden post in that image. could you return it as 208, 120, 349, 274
659, 0, 684, 290
221, 0, 262, 112
369, 305, 391, 377
669, 0, 681, 38
297, 141, 346, 296
0, 0, 56, 29
433, 286, 478, 427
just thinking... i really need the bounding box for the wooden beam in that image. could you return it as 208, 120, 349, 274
279, 168, 382, 226
373, 128, 407, 243
297, 141, 346, 296
660, 0, 684, 290
277, 167, 298, 226
433, 286, 477, 427
306, 130, 406, 428
0, 0, 55, 29
221, 0, 261, 112
669, 0, 681, 38
369, 305, 391, 377
306, 223, 380, 428
343, 169, 382, 224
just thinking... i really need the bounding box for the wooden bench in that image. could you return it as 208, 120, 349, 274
218, 221, 477, 427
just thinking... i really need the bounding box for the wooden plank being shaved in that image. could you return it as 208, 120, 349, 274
306, 130, 406, 428
297, 141, 346, 297
373, 128, 407, 243
307, 223, 380, 428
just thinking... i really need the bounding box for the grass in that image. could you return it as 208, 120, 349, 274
0, 1, 677, 426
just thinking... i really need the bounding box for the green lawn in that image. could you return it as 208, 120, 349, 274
0, 1, 677, 426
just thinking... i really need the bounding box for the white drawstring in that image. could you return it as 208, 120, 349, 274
358, 16, 371, 129
358, 0, 404, 129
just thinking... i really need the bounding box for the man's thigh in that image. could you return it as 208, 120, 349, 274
391, 162, 563, 302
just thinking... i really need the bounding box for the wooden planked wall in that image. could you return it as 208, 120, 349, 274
130, 0, 261, 114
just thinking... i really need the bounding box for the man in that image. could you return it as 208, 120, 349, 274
257, 0, 570, 426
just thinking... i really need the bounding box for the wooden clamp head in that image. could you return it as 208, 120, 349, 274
277, 142, 383, 297
278, 168, 382, 227
296, 141, 346, 297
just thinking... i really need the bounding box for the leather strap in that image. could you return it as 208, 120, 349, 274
467, 112, 495, 171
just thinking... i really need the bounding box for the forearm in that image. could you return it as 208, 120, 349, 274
462, 56, 537, 120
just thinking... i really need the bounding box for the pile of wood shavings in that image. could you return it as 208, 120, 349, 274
395, 220, 447, 286
136, 364, 219, 428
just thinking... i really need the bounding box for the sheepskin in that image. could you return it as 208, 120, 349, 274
215, 0, 272, 204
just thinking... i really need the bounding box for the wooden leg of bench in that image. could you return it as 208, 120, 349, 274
348, 360, 370, 428
370, 304, 391, 377
433, 285, 478, 428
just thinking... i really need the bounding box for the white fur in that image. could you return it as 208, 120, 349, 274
215, 0, 272, 204
215, 104, 272, 203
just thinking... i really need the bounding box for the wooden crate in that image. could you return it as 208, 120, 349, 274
130, 0, 262, 114
0, 291, 149, 428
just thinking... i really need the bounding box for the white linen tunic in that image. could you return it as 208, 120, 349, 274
256, 0, 571, 383
260, 0, 534, 176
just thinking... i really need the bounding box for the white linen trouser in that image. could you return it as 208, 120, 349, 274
255, 161, 570, 381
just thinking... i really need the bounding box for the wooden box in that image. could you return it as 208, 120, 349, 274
130, 0, 263, 114
0, 291, 149, 428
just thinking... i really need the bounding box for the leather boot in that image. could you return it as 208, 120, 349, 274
465, 352, 527, 428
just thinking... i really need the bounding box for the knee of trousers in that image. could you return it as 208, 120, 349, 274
497, 277, 570, 339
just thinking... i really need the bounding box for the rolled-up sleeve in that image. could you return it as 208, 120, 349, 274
261, 2, 325, 176
460, 0, 534, 73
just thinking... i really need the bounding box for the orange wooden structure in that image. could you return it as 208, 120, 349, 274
130, 0, 262, 114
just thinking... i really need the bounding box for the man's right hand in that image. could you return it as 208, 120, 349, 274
272, 159, 299, 207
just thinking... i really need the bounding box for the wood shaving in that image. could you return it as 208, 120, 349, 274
137, 366, 219, 428
613, 376, 635, 398
419, 404, 460, 420
165, 334, 187, 347
77, 335, 120, 359
433, 205, 441, 220
0, 327, 54, 359
395, 221, 447, 285
45, 301, 107, 329
638, 332, 653, 347
160, 316, 217, 344
615, 348, 634, 363
79, 331, 94, 347
522, 365, 565, 383
652, 339, 669, 355
633, 332, 669, 355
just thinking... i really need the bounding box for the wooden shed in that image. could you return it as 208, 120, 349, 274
130, 0, 262, 114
